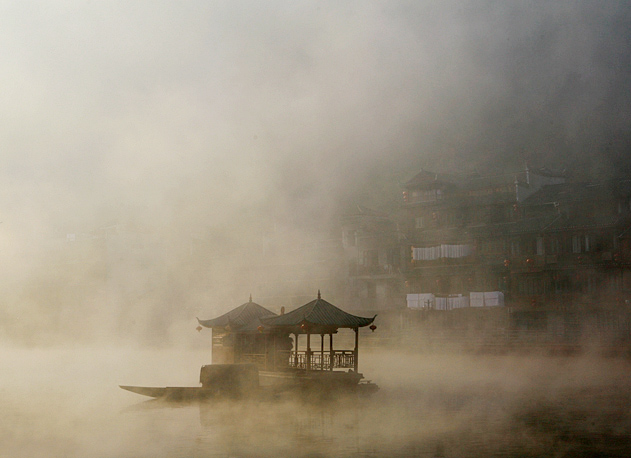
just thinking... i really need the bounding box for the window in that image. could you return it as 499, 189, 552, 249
572, 236, 581, 253
410, 189, 440, 203
387, 248, 400, 268
415, 217, 424, 229
362, 250, 378, 266
572, 235, 590, 253
536, 237, 544, 256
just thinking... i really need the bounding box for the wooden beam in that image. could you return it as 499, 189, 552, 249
272, 334, 277, 372
329, 333, 334, 371
353, 327, 359, 373
306, 332, 311, 371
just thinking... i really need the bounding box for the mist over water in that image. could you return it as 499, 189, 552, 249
1, 1, 631, 344
2, 346, 630, 458
2, 2, 631, 457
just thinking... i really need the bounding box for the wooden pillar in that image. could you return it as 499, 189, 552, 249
210, 329, 214, 364
263, 334, 267, 371
320, 334, 324, 371
329, 333, 334, 371
272, 334, 277, 372
294, 333, 299, 367
306, 332, 311, 371
353, 327, 359, 373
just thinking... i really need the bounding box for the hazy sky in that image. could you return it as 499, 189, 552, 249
2, 1, 630, 229
1, 1, 630, 343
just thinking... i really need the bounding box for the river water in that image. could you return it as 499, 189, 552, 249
1, 346, 630, 457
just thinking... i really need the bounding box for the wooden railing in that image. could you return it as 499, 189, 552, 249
277, 350, 355, 370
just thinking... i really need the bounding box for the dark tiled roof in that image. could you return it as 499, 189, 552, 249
522, 181, 625, 207
403, 170, 459, 190
463, 193, 518, 206
470, 214, 621, 237
403, 168, 559, 193
197, 298, 276, 330
508, 216, 561, 235
261, 293, 375, 329
343, 204, 389, 218
464, 171, 528, 189
543, 214, 620, 232
521, 183, 576, 206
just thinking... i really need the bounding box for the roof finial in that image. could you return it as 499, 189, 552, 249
249, 294, 252, 303
317, 289, 321, 299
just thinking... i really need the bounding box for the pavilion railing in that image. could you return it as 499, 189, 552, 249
278, 350, 355, 370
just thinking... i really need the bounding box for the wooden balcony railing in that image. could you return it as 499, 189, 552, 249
277, 350, 355, 370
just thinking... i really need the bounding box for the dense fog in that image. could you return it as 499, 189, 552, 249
1, 3, 631, 456
1, 346, 630, 457
1, 1, 631, 344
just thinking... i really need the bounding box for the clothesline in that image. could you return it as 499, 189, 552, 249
407, 292, 504, 310
412, 244, 474, 261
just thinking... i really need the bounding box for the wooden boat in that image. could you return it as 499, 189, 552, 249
120, 363, 260, 400
119, 386, 214, 401
120, 292, 379, 400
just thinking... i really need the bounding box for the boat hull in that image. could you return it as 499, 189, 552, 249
259, 369, 378, 398
119, 386, 217, 401
121, 365, 378, 400
259, 369, 362, 388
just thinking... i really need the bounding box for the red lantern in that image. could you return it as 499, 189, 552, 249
196, 325, 202, 332
369, 324, 377, 332
257, 325, 264, 333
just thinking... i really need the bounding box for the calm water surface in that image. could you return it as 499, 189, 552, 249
1, 346, 630, 457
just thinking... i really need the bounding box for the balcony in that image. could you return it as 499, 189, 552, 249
279, 350, 355, 371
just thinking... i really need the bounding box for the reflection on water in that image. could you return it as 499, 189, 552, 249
119, 383, 631, 458
1, 347, 630, 457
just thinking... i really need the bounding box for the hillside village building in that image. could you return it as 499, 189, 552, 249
343, 167, 631, 347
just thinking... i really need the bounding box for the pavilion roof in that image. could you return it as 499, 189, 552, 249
197, 296, 276, 331
260, 292, 376, 330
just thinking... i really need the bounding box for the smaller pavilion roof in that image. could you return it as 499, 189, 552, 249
260, 291, 376, 331
197, 296, 277, 331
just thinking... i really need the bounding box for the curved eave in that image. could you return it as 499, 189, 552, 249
197, 317, 224, 330
260, 315, 377, 333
